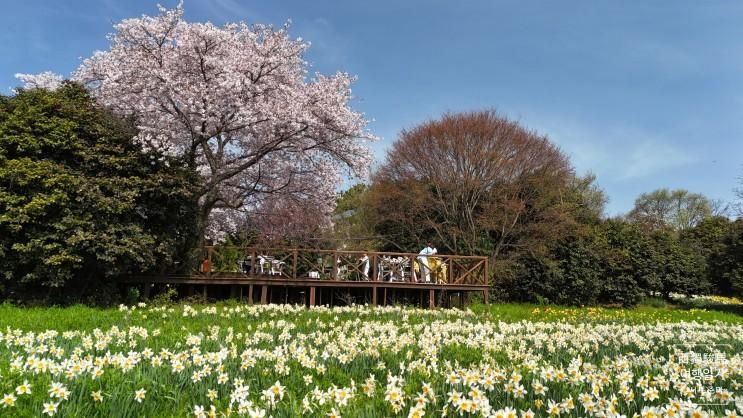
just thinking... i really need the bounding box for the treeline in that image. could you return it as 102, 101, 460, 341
333, 111, 743, 306
506, 217, 743, 306
2, 86, 742, 307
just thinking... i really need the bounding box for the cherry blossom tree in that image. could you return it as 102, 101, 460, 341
73, 4, 373, 241
14, 71, 64, 90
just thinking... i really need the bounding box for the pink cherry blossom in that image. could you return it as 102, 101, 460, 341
73, 3, 374, 240
14, 71, 64, 90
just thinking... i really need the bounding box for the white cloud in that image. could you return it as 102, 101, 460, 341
295, 17, 350, 68
629, 41, 700, 79
621, 139, 694, 179
516, 112, 696, 181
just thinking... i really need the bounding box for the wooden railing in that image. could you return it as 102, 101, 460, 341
194, 247, 489, 286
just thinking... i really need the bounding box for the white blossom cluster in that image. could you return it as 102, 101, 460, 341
14, 71, 64, 91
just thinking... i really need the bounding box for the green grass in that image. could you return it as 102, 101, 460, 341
0, 301, 739, 335
470, 302, 743, 324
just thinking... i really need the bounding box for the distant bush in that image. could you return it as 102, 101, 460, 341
640, 296, 668, 308
498, 219, 709, 307
149, 285, 178, 306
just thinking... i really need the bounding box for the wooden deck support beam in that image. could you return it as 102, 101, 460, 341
248, 284, 254, 304
371, 287, 377, 305
429, 289, 435, 309
309, 287, 316, 307
260, 285, 268, 304
484, 257, 490, 305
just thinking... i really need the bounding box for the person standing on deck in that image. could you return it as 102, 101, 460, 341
417, 242, 437, 283
360, 253, 370, 280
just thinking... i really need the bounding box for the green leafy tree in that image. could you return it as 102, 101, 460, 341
506, 238, 603, 306
648, 229, 707, 298
680, 216, 733, 295
568, 172, 608, 224
0, 83, 198, 302
331, 184, 384, 251
503, 219, 654, 307
591, 220, 650, 306
628, 188, 712, 231
707, 220, 743, 297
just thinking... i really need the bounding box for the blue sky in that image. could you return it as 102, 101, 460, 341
2, 0, 743, 216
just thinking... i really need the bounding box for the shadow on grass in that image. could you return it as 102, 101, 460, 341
676, 300, 743, 316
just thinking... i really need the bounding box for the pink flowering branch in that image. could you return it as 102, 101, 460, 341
73, 3, 375, 241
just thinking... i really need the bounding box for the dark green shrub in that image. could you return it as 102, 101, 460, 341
0, 83, 199, 304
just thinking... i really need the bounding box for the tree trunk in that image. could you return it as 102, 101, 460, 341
196, 194, 217, 248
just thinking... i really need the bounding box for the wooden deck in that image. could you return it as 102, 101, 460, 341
125, 247, 490, 308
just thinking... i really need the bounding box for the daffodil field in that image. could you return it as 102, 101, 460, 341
0, 303, 742, 418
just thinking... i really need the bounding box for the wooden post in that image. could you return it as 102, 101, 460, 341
383, 288, 387, 306
143, 283, 151, 299
484, 257, 489, 286
206, 247, 214, 278
260, 285, 268, 304
250, 251, 256, 276
202, 285, 207, 299
371, 254, 378, 281
248, 284, 254, 304
429, 289, 435, 309
332, 252, 339, 281
309, 287, 316, 307
448, 258, 454, 284
292, 249, 298, 279
372, 287, 377, 305
230, 285, 238, 299
484, 257, 490, 305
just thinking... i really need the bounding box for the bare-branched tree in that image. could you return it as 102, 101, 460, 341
369, 110, 579, 262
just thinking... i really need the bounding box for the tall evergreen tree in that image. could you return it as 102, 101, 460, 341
0, 82, 198, 302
